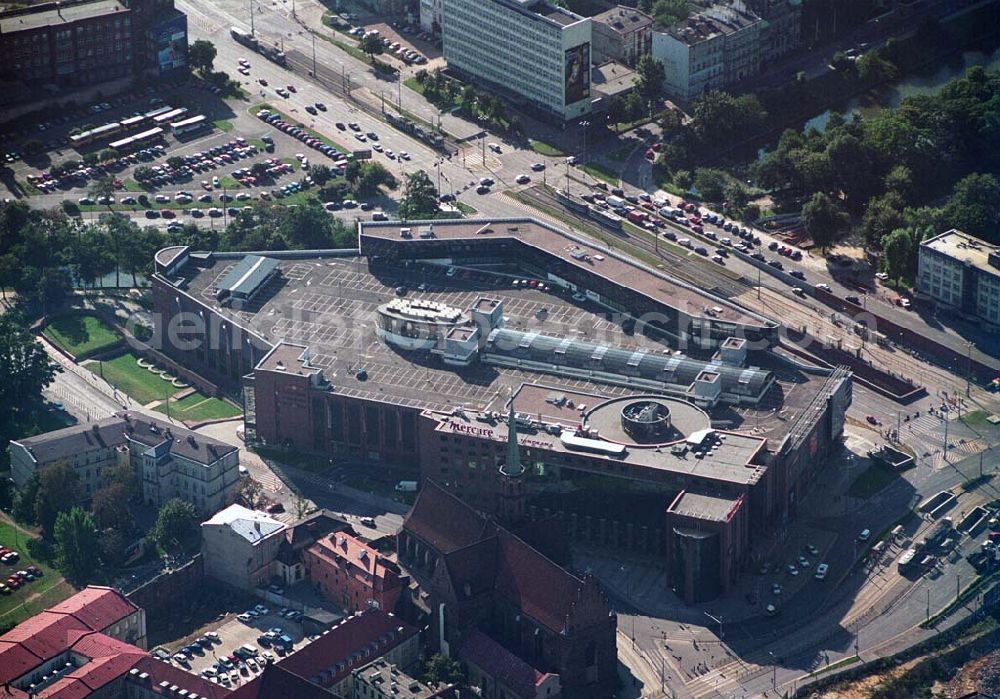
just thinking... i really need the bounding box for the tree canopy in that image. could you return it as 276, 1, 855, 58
635, 55, 665, 102
54, 507, 99, 584
399, 171, 440, 220
187, 39, 217, 74
802, 192, 849, 251
151, 498, 199, 549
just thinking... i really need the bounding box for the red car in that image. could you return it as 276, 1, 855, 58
286, 84, 296, 93
7, 577, 21, 589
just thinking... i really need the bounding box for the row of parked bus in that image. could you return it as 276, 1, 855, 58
70, 105, 209, 149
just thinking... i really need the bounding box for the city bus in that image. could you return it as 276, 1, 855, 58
170, 115, 209, 137
152, 108, 188, 125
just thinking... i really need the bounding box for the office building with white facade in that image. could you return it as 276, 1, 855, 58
442, 0, 593, 121
652, 1, 762, 103
918, 229, 1000, 326
10, 412, 240, 514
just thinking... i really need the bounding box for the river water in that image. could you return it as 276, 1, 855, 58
803, 45, 1000, 133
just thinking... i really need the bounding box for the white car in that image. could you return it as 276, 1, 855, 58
398, 151, 410, 160
858, 528, 871, 541
814, 563, 829, 580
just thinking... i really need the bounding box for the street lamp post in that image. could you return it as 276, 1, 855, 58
767, 651, 776, 691
966, 341, 973, 396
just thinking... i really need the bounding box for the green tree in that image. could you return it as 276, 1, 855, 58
311, 164, 333, 187
354, 162, 398, 197
54, 507, 99, 584
91, 483, 134, 533
422, 654, 465, 685
237, 476, 264, 509
673, 169, 693, 191
724, 180, 750, 216
150, 498, 199, 549
690, 91, 767, 145
623, 91, 644, 122
13, 472, 41, 524
97, 528, 127, 569
884, 164, 914, 202
635, 55, 665, 102
606, 97, 627, 127
399, 170, 439, 219
881, 227, 915, 281
250, 162, 270, 181
109, 460, 138, 500
830, 51, 852, 72
802, 192, 849, 252
359, 32, 384, 62
167, 156, 186, 170
860, 192, 905, 248
35, 461, 79, 537
943, 173, 1000, 242
856, 51, 897, 84
188, 39, 217, 74
693, 168, 727, 202
0, 315, 58, 442
652, 0, 688, 26
88, 176, 116, 206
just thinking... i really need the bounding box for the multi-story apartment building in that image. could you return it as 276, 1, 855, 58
591, 5, 653, 67
0, 0, 186, 95
918, 229, 1000, 327
10, 412, 241, 514
652, 1, 762, 103
201, 504, 288, 591
741, 0, 801, 63
442, 0, 593, 122
305, 531, 405, 614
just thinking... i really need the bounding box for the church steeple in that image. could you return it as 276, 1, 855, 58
499, 405, 524, 477
497, 404, 526, 525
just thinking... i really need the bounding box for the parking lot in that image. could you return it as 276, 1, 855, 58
156, 604, 316, 689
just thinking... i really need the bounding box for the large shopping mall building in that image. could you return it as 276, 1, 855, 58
152, 217, 851, 602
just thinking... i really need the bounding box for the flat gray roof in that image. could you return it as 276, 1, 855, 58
921, 229, 1000, 277
669, 489, 743, 522
0, 0, 127, 33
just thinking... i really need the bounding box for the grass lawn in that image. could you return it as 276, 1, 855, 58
44, 314, 122, 359
212, 119, 234, 132
529, 140, 565, 157
455, 201, 477, 215
962, 410, 993, 428
156, 392, 242, 422
848, 462, 898, 499
85, 352, 175, 405
122, 179, 146, 192
581, 161, 620, 184
0, 519, 72, 628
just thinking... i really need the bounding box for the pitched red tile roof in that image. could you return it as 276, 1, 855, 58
229, 664, 336, 699
442, 539, 497, 598
0, 612, 91, 665
403, 481, 495, 554
405, 483, 603, 635
47, 586, 138, 631
277, 610, 417, 689
127, 657, 232, 699
36, 677, 91, 699
0, 641, 41, 685
458, 631, 554, 699
494, 530, 586, 634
